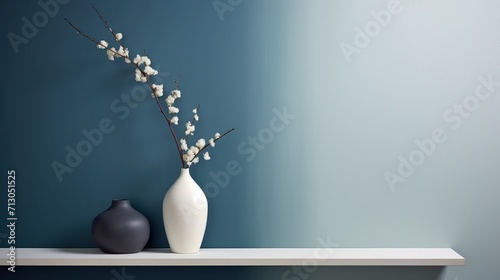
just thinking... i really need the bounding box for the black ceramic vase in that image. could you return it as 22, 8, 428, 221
92, 199, 150, 254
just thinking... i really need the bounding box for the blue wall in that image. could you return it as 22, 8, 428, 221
1, 0, 499, 279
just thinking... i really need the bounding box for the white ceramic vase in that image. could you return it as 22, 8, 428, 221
162, 168, 208, 253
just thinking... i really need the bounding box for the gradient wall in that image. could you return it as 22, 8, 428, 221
1, 0, 499, 279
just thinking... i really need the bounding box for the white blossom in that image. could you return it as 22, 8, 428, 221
144, 65, 158, 76
203, 152, 211, 160
172, 89, 181, 99
141, 56, 151, 66
171, 116, 179, 125
168, 106, 179, 114
194, 114, 199, 121
192, 157, 199, 164
215, 132, 221, 139
192, 108, 197, 114
133, 54, 141, 64
185, 121, 195, 135
189, 146, 200, 155
115, 33, 123, 41
186, 161, 192, 167
180, 139, 188, 151
187, 149, 195, 158
135, 69, 146, 82
152, 84, 164, 97
97, 40, 108, 49
196, 138, 206, 149
117, 46, 128, 57
106, 47, 116, 60
209, 138, 215, 147
133, 55, 151, 66
166, 95, 175, 106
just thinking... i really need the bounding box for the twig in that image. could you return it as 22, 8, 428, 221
65, 12, 186, 168
189, 128, 235, 163
66, 6, 234, 169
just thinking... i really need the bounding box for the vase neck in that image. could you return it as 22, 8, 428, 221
111, 199, 131, 208
180, 168, 190, 176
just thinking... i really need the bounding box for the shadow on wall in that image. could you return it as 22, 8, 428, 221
4, 266, 447, 280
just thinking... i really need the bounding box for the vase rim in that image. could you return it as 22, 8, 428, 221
109, 199, 132, 208
111, 199, 131, 207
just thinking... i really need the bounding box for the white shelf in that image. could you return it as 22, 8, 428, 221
0, 248, 464, 266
